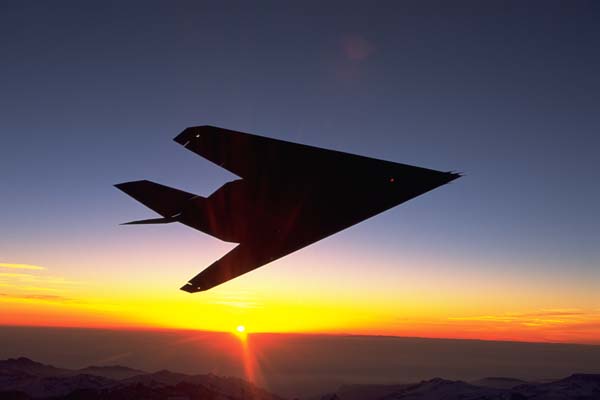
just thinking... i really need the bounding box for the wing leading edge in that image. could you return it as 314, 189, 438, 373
174, 125, 450, 182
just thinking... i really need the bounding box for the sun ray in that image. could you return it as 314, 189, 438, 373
233, 324, 262, 387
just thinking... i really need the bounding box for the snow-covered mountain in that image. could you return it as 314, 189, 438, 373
121, 369, 277, 400
0, 357, 144, 380
322, 374, 600, 400
1, 358, 599, 399
0, 357, 282, 400
0, 357, 71, 378
78, 365, 146, 380
470, 376, 530, 389
514, 374, 600, 399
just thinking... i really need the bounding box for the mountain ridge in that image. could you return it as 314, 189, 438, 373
1, 358, 599, 399
322, 374, 600, 400
0, 358, 281, 400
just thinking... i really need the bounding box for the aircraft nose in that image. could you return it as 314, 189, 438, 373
399, 169, 461, 194
445, 171, 462, 183
430, 170, 461, 189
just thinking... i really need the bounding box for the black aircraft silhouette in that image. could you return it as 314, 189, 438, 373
116, 126, 460, 292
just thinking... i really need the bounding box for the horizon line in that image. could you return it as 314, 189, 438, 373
1, 323, 598, 347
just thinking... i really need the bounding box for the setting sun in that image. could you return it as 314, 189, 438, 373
236, 325, 246, 333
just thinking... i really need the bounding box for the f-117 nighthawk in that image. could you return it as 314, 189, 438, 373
116, 126, 460, 293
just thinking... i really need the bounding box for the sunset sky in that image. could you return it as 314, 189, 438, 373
1, 1, 599, 344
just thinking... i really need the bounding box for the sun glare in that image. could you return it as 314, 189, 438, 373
234, 325, 247, 341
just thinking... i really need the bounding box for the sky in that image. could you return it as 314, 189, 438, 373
0, 1, 599, 344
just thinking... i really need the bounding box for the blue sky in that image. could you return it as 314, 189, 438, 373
0, 1, 598, 339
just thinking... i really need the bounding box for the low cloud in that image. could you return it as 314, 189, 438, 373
0, 272, 35, 279
518, 309, 585, 318
0, 270, 83, 286
0, 263, 46, 271
211, 300, 262, 309
0, 292, 78, 304
448, 308, 597, 327
0, 263, 85, 302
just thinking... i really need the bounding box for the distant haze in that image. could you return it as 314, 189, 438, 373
1, 326, 599, 398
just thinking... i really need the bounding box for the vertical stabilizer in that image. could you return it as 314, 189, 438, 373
114, 180, 197, 218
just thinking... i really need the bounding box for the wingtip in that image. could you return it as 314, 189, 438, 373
174, 126, 209, 145
180, 282, 202, 293
173, 129, 192, 145
114, 180, 150, 194
114, 182, 130, 192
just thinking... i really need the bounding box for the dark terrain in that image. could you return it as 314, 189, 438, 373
0, 357, 280, 400
1, 358, 599, 400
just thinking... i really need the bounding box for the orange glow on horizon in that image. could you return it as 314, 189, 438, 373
0, 255, 598, 345
1, 296, 599, 345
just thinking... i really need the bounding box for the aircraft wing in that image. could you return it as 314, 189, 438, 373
180, 242, 281, 293
174, 125, 443, 181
